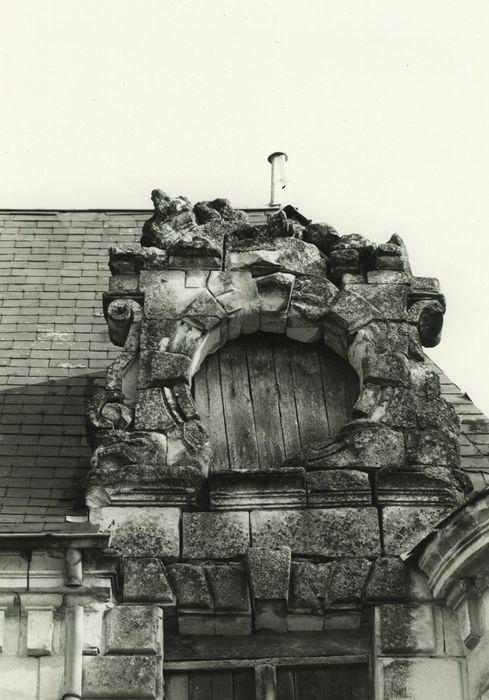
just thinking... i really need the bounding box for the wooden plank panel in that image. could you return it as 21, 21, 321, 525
212, 671, 234, 700
326, 665, 353, 700
271, 336, 302, 458
319, 347, 358, 435
349, 665, 370, 700
290, 345, 330, 445
246, 335, 285, 469
190, 671, 212, 700
219, 340, 260, 470
200, 351, 230, 471
234, 669, 256, 700
295, 668, 326, 700
165, 673, 189, 700
276, 669, 295, 700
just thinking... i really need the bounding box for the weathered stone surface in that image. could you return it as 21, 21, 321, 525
182, 512, 250, 559
178, 613, 215, 635
105, 605, 162, 655
302, 222, 340, 254
91, 506, 180, 558
83, 655, 160, 698
325, 288, 377, 332
255, 601, 288, 632
246, 547, 291, 600
256, 272, 295, 333
205, 564, 249, 611
382, 505, 452, 555
365, 558, 433, 602
287, 275, 338, 323
380, 658, 464, 700
286, 422, 404, 470
167, 564, 212, 609
287, 614, 324, 631
226, 237, 328, 277
324, 611, 362, 630
306, 470, 371, 506
290, 559, 372, 610
405, 428, 460, 469
379, 604, 437, 653
377, 466, 466, 506
149, 351, 192, 386
251, 508, 380, 557
123, 558, 174, 603
362, 351, 410, 387
354, 283, 408, 319
214, 615, 252, 635
209, 471, 306, 510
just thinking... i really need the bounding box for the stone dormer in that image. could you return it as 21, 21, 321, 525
0, 195, 488, 698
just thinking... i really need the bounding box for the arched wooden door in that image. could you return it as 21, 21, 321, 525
193, 333, 359, 472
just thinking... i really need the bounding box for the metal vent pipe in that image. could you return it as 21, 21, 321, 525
267, 152, 288, 207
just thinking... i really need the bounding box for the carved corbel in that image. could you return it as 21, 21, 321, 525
408, 292, 446, 348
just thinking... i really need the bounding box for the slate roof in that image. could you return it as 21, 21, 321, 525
0, 209, 488, 532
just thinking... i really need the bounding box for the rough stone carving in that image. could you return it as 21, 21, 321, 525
86, 188, 469, 528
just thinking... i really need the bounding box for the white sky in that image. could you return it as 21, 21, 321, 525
1, 0, 489, 415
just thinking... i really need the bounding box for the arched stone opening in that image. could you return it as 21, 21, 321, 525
193, 332, 359, 474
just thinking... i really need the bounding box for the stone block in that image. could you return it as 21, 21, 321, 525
302, 222, 340, 254
291, 424, 404, 471
255, 601, 288, 632
149, 351, 192, 386
39, 656, 64, 700
83, 655, 160, 698
362, 351, 410, 387
323, 611, 362, 630
178, 614, 215, 635
287, 275, 337, 326
364, 558, 433, 602
256, 272, 295, 333
379, 604, 437, 654
91, 507, 180, 558
367, 271, 411, 284
325, 559, 372, 604
209, 471, 306, 510
287, 614, 324, 631
182, 512, 250, 559
354, 283, 408, 318
251, 508, 380, 557
84, 607, 105, 655
167, 564, 212, 609
226, 237, 328, 278
380, 658, 464, 700
27, 608, 53, 656
0, 657, 39, 700
290, 559, 371, 611
205, 564, 249, 611
405, 428, 460, 469
246, 547, 291, 600
214, 615, 252, 635
109, 274, 139, 293
382, 506, 452, 556
0, 553, 28, 590
325, 288, 376, 332
105, 605, 162, 655
29, 551, 64, 589
123, 558, 174, 603
306, 470, 371, 507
